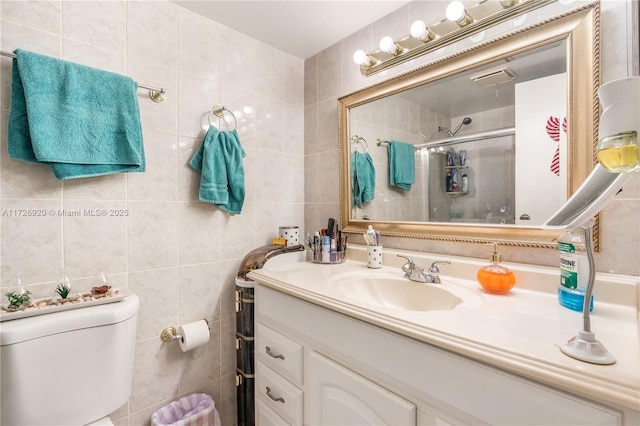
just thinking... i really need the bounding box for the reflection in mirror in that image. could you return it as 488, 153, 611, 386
339, 3, 600, 248
350, 40, 567, 226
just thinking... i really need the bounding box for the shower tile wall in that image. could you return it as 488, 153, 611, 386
0, 1, 304, 424
304, 0, 639, 276
439, 108, 516, 223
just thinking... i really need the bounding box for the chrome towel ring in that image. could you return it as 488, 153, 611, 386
208, 104, 238, 130
351, 135, 369, 153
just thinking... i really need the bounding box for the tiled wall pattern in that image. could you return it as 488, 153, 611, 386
0, 1, 304, 424
304, 0, 640, 276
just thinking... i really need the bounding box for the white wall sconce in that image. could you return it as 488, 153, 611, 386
353, 0, 554, 77
446, 1, 474, 27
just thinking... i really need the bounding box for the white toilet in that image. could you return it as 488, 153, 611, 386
0, 294, 139, 425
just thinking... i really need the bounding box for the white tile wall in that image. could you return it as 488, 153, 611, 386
0, 1, 305, 424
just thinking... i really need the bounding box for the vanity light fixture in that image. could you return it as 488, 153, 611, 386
410, 20, 436, 42
352, 0, 554, 76
352, 49, 376, 67
446, 1, 474, 27
379, 36, 402, 55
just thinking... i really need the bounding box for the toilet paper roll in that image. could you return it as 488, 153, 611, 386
178, 320, 210, 352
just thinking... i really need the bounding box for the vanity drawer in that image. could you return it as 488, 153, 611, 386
256, 322, 303, 385
256, 361, 303, 426
257, 398, 291, 426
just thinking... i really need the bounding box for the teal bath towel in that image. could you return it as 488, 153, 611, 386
351, 151, 375, 208
189, 127, 246, 215
388, 140, 415, 190
8, 49, 144, 180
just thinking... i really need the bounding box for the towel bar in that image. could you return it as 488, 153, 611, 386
376, 138, 421, 151
1, 50, 166, 103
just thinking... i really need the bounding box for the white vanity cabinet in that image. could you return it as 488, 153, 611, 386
255, 301, 415, 426
307, 350, 416, 425
255, 285, 624, 426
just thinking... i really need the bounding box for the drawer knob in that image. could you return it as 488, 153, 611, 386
266, 386, 285, 403
265, 346, 285, 360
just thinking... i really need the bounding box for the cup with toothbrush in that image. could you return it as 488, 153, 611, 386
364, 225, 382, 268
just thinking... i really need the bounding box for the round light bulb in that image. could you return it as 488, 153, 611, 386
446, 1, 466, 22
410, 20, 427, 39
379, 36, 397, 55
352, 50, 369, 66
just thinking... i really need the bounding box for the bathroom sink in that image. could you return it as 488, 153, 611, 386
331, 275, 463, 312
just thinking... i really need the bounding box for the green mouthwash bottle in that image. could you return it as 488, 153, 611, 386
558, 229, 593, 312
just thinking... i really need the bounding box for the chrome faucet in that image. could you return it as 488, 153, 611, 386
397, 255, 451, 283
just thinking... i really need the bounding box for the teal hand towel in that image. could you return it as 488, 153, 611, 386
8, 49, 144, 180
189, 127, 246, 215
351, 151, 375, 208
388, 140, 415, 190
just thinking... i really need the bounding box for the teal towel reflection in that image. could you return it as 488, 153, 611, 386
388, 140, 415, 190
352, 151, 376, 208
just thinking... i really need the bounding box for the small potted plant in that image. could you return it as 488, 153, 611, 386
55, 280, 72, 300
5, 289, 32, 311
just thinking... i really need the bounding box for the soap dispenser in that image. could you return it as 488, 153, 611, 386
477, 243, 516, 294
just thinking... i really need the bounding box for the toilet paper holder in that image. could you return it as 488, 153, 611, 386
160, 319, 210, 343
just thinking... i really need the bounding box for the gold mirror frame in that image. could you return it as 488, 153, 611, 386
338, 3, 600, 250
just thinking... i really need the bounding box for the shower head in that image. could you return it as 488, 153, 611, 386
439, 117, 472, 137
452, 117, 472, 135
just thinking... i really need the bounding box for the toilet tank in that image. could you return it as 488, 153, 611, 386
0, 294, 139, 426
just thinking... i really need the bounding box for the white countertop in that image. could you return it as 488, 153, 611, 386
248, 245, 640, 411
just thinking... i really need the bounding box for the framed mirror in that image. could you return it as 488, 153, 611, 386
339, 3, 600, 249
